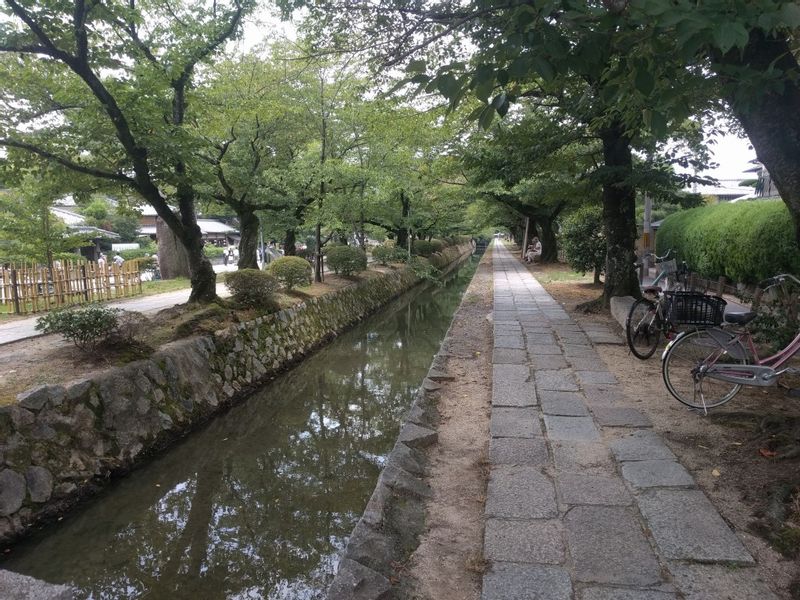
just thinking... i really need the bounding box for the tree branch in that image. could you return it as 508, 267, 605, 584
0, 138, 135, 183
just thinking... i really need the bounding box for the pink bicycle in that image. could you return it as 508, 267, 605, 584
661, 273, 800, 413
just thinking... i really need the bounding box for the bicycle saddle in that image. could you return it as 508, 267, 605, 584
643, 286, 662, 294
724, 311, 758, 325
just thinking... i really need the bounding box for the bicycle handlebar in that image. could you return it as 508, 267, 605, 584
639, 248, 673, 262
759, 273, 800, 289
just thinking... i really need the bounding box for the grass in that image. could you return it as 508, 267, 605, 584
140, 277, 191, 296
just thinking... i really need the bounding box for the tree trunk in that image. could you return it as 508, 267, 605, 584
283, 229, 297, 256
237, 209, 259, 270
539, 217, 559, 263
600, 122, 641, 304
157, 217, 191, 279
314, 222, 323, 283
717, 32, 800, 248
593, 267, 602, 285
396, 190, 410, 250
185, 231, 217, 303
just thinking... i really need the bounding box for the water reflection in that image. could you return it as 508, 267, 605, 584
2, 255, 480, 599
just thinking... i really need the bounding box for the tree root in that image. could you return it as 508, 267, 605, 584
576, 295, 605, 313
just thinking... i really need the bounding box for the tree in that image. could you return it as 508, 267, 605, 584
0, 0, 253, 302
0, 172, 91, 266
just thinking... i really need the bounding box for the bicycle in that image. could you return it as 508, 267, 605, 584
626, 251, 695, 359
661, 273, 800, 413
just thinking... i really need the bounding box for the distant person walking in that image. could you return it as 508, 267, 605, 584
113, 253, 124, 267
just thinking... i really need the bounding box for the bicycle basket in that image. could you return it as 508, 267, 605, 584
665, 292, 727, 326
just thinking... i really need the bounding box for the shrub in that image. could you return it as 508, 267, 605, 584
225, 269, 280, 308
371, 245, 394, 265
35, 304, 122, 351
429, 239, 445, 253
412, 240, 435, 257
326, 245, 367, 275
561, 205, 606, 282
656, 200, 800, 284
203, 245, 225, 259
409, 256, 440, 282
268, 256, 312, 290
392, 247, 410, 262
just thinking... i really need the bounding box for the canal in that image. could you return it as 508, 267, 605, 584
2, 254, 481, 599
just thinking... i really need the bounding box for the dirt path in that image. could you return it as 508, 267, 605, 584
404, 247, 493, 599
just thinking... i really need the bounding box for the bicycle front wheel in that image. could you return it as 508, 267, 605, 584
626, 298, 661, 359
662, 329, 747, 410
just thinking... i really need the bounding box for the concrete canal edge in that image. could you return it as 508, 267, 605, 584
327, 249, 484, 600
0, 244, 474, 562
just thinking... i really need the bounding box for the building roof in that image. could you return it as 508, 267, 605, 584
139, 219, 237, 236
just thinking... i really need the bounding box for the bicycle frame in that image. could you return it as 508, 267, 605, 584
696, 327, 800, 386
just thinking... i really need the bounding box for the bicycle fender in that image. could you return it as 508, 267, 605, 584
705, 328, 749, 360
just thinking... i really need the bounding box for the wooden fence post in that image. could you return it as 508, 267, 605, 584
10, 268, 20, 315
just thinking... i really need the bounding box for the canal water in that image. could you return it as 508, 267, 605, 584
2, 254, 481, 599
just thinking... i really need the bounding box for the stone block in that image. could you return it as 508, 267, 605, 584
0, 570, 75, 600
636, 489, 754, 563
491, 407, 542, 439
558, 473, 632, 506
562, 344, 597, 358
489, 437, 549, 466
565, 505, 662, 586
0, 469, 26, 516
17, 385, 65, 411
495, 335, 526, 349
386, 443, 425, 477
591, 408, 651, 428
493, 364, 531, 384
493, 348, 528, 365
25, 466, 53, 503
575, 371, 619, 386
552, 442, 615, 475
581, 588, 677, 600
529, 344, 563, 356
540, 391, 589, 416
379, 464, 432, 499
486, 466, 557, 519
484, 518, 565, 564
530, 355, 569, 370
621, 460, 695, 489
327, 558, 391, 600
526, 333, 557, 345
610, 431, 676, 462
535, 370, 580, 392
543, 416, 600, 442
492, 381, 537, 408
609, 296, 635, 330
482, 563, 572, 600
667, 563, 777, 600
398, 423, 437, 449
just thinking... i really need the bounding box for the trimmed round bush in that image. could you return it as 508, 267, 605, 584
371, 245, 394, 265
224, 269, 280, 308
268, 256, 312, 290
35, 304, 121, 351
561, 205, 606, 280
326, 245, 367, 275
429, 239, 445, 253
656, 200, 800, 283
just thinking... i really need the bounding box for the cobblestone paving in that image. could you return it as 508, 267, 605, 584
483, 243, 776, 600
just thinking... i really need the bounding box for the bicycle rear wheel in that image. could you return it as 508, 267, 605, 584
626, 298, 661, 359
662, 329, 746, 410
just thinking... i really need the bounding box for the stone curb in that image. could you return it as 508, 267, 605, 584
328, 247, 487, 599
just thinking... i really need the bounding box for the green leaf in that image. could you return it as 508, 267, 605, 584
634, 68, 655, 96
467, 104, 487, 121
491, 92, 507, 110
508, 56, 532, 79
435, 73, 460, 99
473, 78, 495, 101
532, 56, 555, 82
406, 59, 427, 73
496, 96, 510, 118
497, 69, 509, 86
779, 3, 800, 28
650, 111, 668, 138
478, 106, 496, 130
712, 22, 750, 54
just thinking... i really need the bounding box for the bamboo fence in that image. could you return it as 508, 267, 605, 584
0, 259, 143, 315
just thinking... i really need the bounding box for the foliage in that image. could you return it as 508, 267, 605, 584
370, 245, 395, 265
224, 269, 280, 309
326, 245, 367, 276
268, 256, 312, 290
561, 206, 606, 278
35, 304, 122, 351
203, 245, 225, 259
412, 240, 435, 257
408, 256, 440, 283
656, 200, 800, 284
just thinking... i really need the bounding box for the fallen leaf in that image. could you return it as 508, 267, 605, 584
759, 448, 778, 458
698, 445, 710, 450
731, 442, 742, 446
711, 469, 721, 477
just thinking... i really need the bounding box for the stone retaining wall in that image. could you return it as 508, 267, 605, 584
0, 244, 473, 547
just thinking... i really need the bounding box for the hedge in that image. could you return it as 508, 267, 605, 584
656, 200, 800, 284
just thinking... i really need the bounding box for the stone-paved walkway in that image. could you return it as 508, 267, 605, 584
483, 242, 778, 600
